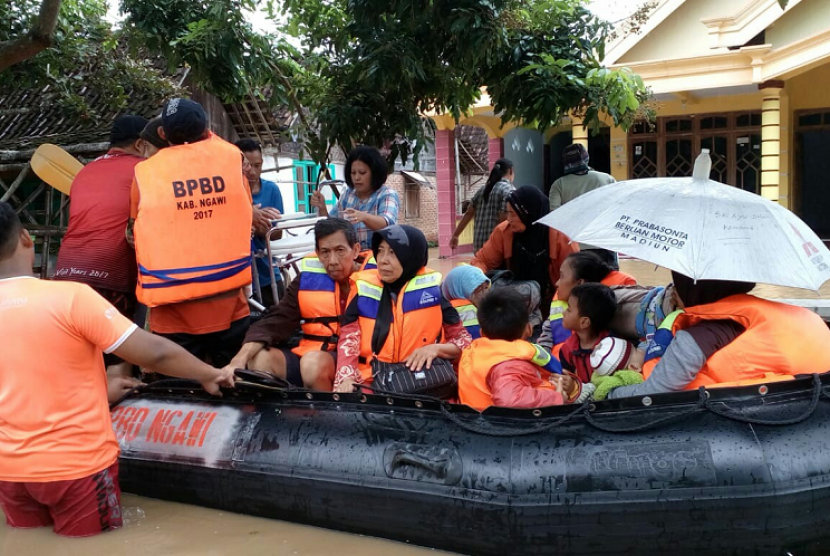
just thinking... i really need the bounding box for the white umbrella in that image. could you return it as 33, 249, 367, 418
537, 150, 830, 290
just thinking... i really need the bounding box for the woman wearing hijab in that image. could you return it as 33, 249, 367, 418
334, 225, 472, 394
471, 185, 578, 319
606, 271, 830, 399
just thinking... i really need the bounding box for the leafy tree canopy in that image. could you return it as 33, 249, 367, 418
0, 0, 180, 123
4, 0, 652, 170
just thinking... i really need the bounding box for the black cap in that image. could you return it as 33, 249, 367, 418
162, 98, 208, 145
110, 115, 149, 146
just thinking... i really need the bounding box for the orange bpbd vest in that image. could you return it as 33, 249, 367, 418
458, 338, 558, 411
134, 134, 253, 306
353, 268, 443, 382
671, 294, 830, 390
294, 255, 343, 357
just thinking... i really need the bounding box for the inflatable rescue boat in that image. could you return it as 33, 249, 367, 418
112, 371, 830, 556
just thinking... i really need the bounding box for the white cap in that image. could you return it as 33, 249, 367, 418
590, 337, 633, 377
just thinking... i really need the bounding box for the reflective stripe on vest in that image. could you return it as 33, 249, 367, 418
547, 298, 571, 346
295, 255, 341, 356
643, 309, 683, 363
451, 299, 480, 340
134, 134, 252, 306
458, 338, 559, 411
672, 294, 830, 389
359, 250, 377, 271
353, 268, 443, 381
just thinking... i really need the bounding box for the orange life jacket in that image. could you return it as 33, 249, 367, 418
358, 250, 377, 271
458, 338, 559, 411
450, 298, 480, 339
133, 134, 252, 306
294, 255, 344, 357
353, 268, 443, 382
670, 294, 830, 389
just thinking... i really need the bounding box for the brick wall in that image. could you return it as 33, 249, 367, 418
385, 173, 438, 242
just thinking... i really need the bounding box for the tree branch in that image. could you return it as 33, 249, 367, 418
0, 0, 63, 73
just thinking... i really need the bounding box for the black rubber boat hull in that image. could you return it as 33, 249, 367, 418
112, 376, 830, 555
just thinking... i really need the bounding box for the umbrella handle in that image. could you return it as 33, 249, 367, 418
693, 150, 712, 181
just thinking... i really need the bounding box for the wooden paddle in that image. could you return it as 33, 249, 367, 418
30, 143, 84, 195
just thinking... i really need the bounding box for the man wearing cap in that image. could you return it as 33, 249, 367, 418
54, 115, 149, 358
130, 98, 254, 367
549, 143, 618, 268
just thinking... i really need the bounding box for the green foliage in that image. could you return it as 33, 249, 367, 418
277, 0, 651, 170
0, 0, 181, 122
4, 0, 652, 174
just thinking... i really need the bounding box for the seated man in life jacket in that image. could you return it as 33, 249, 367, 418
458, 288, 577, 411
226, 218, 362, 390
605, 272, 830, 399
441, 265, 491, 340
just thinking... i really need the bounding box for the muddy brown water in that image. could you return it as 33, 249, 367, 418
0, 494, 454, 555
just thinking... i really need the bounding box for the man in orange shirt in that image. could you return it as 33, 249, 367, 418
0, 202, 234, 537
130, 99, 253, 367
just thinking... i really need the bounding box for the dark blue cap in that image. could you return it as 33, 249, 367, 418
162, 98, 207, 145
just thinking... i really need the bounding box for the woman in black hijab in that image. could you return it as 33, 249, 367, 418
334, 225, 471, 393
471, 185, 578, 318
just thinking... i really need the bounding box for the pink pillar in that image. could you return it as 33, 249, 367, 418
436, 129, 457, 258
488, 137, 504, 168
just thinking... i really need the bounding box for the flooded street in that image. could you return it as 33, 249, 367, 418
0, 494, 453, 555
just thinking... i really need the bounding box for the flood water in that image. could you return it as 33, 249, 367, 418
0, 494, 454, 555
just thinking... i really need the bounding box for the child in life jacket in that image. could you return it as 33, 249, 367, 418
559, 283, 619, 386
458, 288, 579, 411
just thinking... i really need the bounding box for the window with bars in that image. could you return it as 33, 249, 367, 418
628, 112, 762, 193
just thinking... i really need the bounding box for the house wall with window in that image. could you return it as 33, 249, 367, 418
385, 173, 438, 242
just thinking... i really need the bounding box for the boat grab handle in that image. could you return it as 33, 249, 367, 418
385, 445, 463, 485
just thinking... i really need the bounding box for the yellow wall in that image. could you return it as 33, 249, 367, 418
766, 0, 830, 49
619, 0, 731, 64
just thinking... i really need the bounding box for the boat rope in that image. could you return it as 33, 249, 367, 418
581, 390, 708, 433
440, 378, 827, 437
702, 374, 823, 427
439, 402, 590, 437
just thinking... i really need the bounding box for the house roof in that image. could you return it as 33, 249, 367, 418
0, 68, 297, 162
0, 74, 183, 158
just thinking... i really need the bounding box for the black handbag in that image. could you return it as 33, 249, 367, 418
370, 357, 458, 399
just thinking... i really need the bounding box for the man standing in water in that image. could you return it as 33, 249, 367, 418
0, 201, 234, 537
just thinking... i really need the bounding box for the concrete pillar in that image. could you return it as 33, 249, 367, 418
571, 114, 589, 150
488, 137, 504, 168
760, 80, 784, 202
610, 125, 629, 182
436, 129, 457, 258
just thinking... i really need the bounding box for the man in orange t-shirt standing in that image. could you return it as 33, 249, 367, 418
130, 98, 253, 367
0, 202, 234, 537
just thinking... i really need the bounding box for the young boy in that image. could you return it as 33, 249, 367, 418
458, 288, 576, 411
559, 283, 619, 383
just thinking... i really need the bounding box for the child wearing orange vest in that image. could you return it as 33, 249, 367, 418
458, 288, 576, 411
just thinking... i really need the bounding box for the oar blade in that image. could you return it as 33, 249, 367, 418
30, 144, 84, 195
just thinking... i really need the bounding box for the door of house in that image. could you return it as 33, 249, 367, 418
799, 129, 830, 239
293, 161, 335, 213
